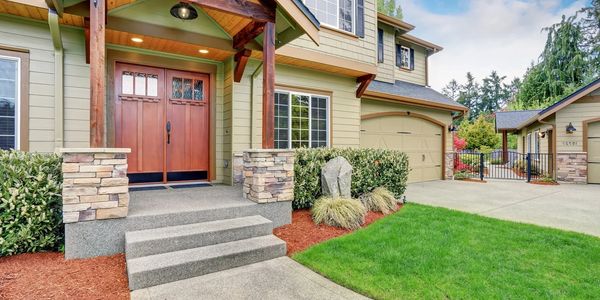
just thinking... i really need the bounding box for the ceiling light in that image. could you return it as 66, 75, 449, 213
131, 37, 143, 43
170, 2, 198, 20
198, 49, 209, 54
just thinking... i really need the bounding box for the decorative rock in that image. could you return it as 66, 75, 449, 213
321, 156, 352, 199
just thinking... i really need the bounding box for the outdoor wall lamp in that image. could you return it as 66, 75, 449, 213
566, 122, 577, 134
170, 2, 198, 20
448, 125, 458, 132
538, 131, 546, 138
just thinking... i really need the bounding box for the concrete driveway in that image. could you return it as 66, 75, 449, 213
405, 180, 600, 237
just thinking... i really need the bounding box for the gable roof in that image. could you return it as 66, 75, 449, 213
365, 80, 467, 112
538, 77, 600, 120
495, 110, 541, 131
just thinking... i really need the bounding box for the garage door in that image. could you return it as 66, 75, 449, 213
588, 121, 600, 184
360, 114, 443, 183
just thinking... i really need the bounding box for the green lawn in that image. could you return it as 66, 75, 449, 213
293, 204, 600, 299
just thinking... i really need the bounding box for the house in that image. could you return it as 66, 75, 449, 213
0, 0, 465, 185
495, 77, 600, 184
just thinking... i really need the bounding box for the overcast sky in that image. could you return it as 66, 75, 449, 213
401, 0, 588, 90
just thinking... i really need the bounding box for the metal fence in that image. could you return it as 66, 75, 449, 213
454, 151, 553, 182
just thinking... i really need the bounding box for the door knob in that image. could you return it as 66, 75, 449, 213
166, 121, 171, 144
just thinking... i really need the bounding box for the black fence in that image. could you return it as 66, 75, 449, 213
454, 151, 554, 182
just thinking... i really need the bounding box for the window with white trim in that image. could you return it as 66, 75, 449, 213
0, 55, 19, 150
274, 90, 329, 149
399, 46, 411, 69
303, 0, 355, 33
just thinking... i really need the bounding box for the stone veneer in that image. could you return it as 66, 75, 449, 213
243, 149, 294, 203
556, 152, 587, 183
60, 148, 131, 223
232, 153, 244, 185
445, 152, 454, 179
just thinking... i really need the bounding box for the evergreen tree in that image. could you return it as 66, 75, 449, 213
377, 0, 403, 20
442, 79, 461, 100
479, 71, 509, 114
457, 73, 481, 120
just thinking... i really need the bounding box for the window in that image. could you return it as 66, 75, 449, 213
0, 55, 20, 150
274, 90, 329, 149
377, 28, 384, 63
396, 45, 411, 69
304, 0, 355, 33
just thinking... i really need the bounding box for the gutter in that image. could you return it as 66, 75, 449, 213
48, 9, 64, 149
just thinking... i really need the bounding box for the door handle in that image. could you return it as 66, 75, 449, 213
166, 121, 171, 144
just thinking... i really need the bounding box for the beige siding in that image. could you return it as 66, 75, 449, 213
555, 94, 600, 153
0, 15, 89, 152
360, 99, 453, 152
375, 23, 395, 83
222, 58, 234, 184
288, 0, 376, 65
393, 39, 427, 86
519, 118, 554, 154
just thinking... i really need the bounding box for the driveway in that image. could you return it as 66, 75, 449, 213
405, 180, 600, 237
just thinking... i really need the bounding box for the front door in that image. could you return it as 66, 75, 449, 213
114, 63, 210, 183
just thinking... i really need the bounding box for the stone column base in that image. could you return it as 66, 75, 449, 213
445, 152, 454, 180
243, 149, 294, 203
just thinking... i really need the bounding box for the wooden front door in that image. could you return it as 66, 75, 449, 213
114, 63, 210, 183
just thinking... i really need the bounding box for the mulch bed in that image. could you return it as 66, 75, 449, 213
529, 180, 560, 186
456, 178, 487, 183
0, 252, 129, 300
274, 205, 402, 256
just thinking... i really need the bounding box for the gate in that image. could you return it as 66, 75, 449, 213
454, 151, 553, 182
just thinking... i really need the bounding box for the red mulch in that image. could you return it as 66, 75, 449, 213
273, 205, 402, 256
530, 180, 560, 186
0, 252, 129, 300
457, 178, 487, 183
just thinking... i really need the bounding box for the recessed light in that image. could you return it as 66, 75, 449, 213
131, 37, 144, 43
198, 49, 209, 54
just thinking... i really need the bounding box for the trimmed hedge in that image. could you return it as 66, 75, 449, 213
0, 150, 63, 256
293, 148, 409, 209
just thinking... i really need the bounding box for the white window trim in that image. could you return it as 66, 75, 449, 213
0, 54, 20, 150
303, 0, 355, 34
275, 89, 330, 149
400, 45, 411, 70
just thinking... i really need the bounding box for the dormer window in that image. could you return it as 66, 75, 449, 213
304, 0, 355, 34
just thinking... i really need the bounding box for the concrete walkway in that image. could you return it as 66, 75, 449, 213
406, 180, 600, 237
131, 257, 369, 300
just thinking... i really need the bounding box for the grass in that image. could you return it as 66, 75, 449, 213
293, 204, 600, 299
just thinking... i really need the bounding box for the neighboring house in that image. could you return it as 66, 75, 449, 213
496, 78, 600, 184
0, 0, 465, 185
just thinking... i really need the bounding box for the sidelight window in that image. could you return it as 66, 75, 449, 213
274, 90, 329, 149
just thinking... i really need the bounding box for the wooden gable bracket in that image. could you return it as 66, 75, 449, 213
233, 21, 265, 50
234, 49, 252, 82
187, 0, 275, 23
356, 74, 376, 98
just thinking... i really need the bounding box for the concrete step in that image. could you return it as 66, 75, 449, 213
125, 216, 273, 259
127, 235, 286, 290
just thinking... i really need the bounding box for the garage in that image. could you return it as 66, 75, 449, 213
588, 121, 600, 184
360, 112, 444, 183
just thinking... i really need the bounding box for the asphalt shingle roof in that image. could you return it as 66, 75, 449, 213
495, 110, 541, 130
367, 80, 466, 110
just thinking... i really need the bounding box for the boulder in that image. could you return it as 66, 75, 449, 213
321, 156, 352, 198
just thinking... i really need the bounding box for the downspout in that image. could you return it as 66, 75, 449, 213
48, 10, 64, 149
250, 62, 263, 149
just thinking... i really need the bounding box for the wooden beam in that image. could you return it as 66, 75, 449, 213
262, 22, 275, 149
233, 21, 265, 50
356, 74, 376, 98
188, 0, 275, 22
89, 0, 106, 147
234, 49, 252, 83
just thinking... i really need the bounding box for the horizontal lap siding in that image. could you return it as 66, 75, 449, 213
375, 24, 395, 83
288, 0, 376, 65
0, 15, 89, 152
520, 118, 554, 154
556, 96, 600, 153
394, 43, 427, 86
360, 99, 453, 152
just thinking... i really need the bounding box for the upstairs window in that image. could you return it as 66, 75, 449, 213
377, 28, 384, 63
396, 44, 414, 70
304, 0, 355, 34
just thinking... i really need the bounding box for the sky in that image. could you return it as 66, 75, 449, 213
400, 0, 589, 91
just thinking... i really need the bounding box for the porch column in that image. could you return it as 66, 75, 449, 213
262, 22, 275, 149
89, 0, 106, 147
502, 130, 508, 163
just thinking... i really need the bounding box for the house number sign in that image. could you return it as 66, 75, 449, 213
562, 141, 581, 147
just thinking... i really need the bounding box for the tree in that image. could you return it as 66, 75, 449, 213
457, 73, 481, 120
458, 116, 500, 151
479, 71, 510, 115
579, 0, 600, 78
377, 0, 403, 20
442, 79, 461, 100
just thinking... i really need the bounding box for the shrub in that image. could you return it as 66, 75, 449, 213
294, 148, 409, 209
311, 197, 367, 230
0, 150, 63, 256
453, 171, 473, 180
359, 187, 397, 214
458, 116, 500, 150
460, 154, 480, 169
